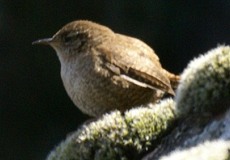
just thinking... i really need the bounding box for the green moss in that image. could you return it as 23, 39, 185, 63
175, 46, 230, 117
46, 98, 176, 160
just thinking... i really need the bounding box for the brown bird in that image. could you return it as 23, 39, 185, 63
33, 20, 180, 117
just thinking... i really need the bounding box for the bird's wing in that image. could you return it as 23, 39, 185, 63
95, 34, 174, 95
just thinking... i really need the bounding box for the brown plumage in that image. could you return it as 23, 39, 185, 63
33, 20, 180, 117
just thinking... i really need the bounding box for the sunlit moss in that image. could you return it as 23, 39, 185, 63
175, 46, 230, 117
46, 98, 176, 160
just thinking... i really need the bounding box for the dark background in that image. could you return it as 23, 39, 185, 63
1, 1, 230, 160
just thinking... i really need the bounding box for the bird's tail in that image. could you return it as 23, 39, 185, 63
162, 69, 180, 90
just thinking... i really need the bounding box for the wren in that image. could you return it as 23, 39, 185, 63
33, 20, 180, 117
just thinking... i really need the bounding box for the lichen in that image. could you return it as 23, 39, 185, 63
159, 140, 230, 160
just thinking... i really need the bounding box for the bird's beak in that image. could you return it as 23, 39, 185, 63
32, 38, 53, 45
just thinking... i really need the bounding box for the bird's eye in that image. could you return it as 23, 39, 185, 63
64, 35, 75, 44
63, 32, 87, 48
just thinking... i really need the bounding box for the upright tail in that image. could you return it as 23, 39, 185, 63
162, 69, 180, 90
